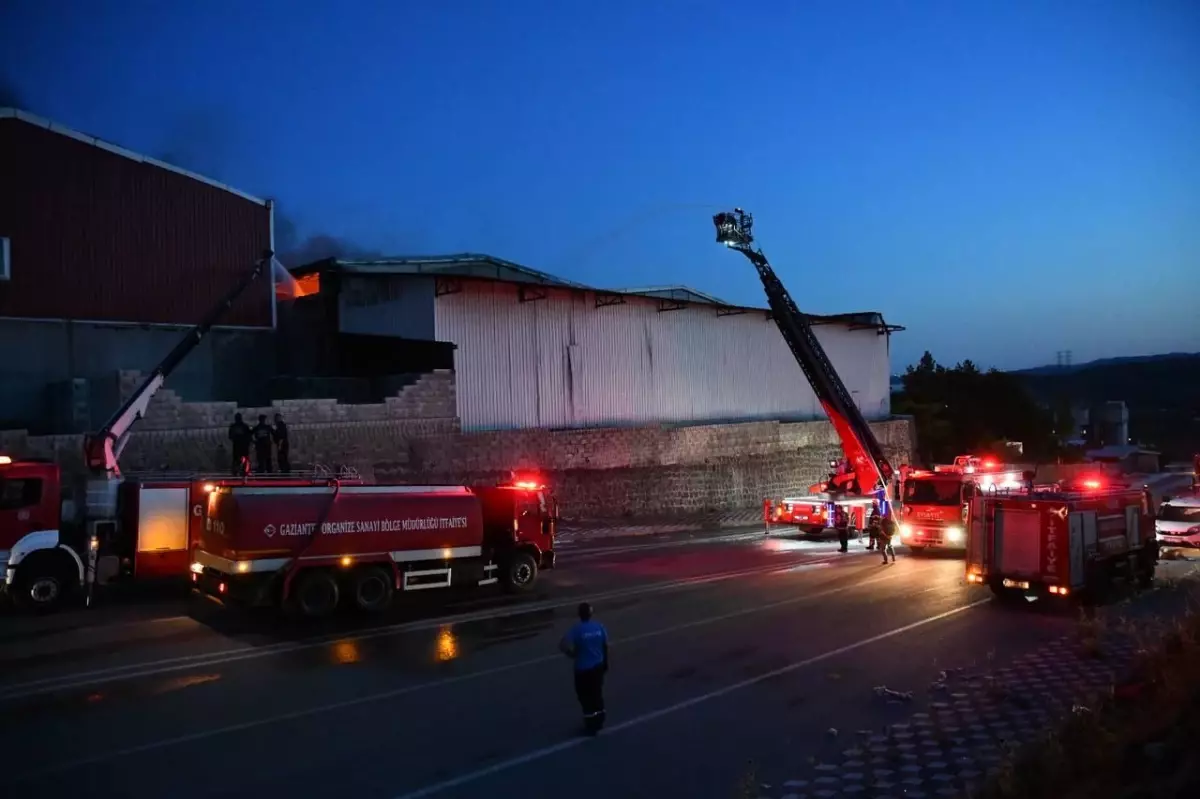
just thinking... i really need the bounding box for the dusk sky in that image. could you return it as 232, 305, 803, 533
3, 0, 1197, 372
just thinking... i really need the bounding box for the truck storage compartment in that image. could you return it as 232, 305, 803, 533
993, 507, 1042, 576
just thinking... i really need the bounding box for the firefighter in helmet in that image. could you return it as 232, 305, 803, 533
865, 499, 882, 551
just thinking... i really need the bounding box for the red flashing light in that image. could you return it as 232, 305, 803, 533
1081, 478, 1103, 490
0, 454, 11, 465
513, 480, 542, 491
982, 459, 997, 469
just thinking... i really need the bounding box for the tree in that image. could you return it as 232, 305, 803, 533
892, 351, 1057, 464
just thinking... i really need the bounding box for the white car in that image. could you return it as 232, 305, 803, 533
1156, 495, 1200, 550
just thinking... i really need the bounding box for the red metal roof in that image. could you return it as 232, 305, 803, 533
0, 110, 273, 327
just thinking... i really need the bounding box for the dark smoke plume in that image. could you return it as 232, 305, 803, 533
153, 106, 234, 181
273, 207, 385, 269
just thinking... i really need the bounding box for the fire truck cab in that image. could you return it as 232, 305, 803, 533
965, 479, 1157, 604
898, 456, 1025, 553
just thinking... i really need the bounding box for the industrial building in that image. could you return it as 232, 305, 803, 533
0, 107, 902, 437
0, 108, 276, 432
289, 255, 904, 432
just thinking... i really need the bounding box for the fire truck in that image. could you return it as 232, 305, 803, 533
713, 210, 896, 532
0, 250, 338, 612
764, 493, 876, 537
191, 477, 557, 618
897, 455, 1026, 553
965, 477, 1158, 603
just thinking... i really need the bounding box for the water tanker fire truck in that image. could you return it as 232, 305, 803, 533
965, 475, 1158, 604
0, 251, 389, 612
712, 210, 896, 532
897, 455, 1026, 553
192, 476, 557, 618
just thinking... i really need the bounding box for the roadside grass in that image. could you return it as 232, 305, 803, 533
976, 579, 1200, 799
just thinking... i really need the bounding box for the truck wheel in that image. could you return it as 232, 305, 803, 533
352, 566, 394, 613
294, 570, 340, 619
503, 552, 538, 593
13, 552, 76, 613
1136, 548, 1157, 590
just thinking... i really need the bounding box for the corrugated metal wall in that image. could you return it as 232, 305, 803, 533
434, 282, 892, 431
0, 116, 272, 327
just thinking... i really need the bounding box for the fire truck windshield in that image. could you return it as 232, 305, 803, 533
904, 478, 961, 506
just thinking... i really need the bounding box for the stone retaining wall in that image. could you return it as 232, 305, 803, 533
0, 369, 917, 519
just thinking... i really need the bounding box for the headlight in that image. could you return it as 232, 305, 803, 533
945, 526, 965, 543
899, 524, 912, 538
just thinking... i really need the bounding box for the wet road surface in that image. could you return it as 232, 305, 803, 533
2, 523, 1197, 799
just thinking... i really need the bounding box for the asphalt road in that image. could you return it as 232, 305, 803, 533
1, 480, 1196, 799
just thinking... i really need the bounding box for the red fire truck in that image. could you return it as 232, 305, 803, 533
191, 478, 557, 618
763, 494, 875, 536
0, 452, 371, 610
898, 455, 1026, 553
965, 478, 1158, 603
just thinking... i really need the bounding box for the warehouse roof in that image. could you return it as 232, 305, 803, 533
294, 253, 905, 333
0, 107, 268, 206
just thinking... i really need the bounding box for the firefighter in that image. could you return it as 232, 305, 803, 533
227, 413, 251, 476
835, 504, 850, 553
559, 601, 609, 735
879, 513, 898, 564
273, 413, 291, 474
252, 414, 274, 474
865, 501, 882, 550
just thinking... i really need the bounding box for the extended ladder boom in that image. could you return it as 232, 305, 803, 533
83, 249, 277, 476
713, 209, 894, 498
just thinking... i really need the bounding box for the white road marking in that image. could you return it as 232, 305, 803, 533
0, 552, 858, 701
390, 598, 993, 799
14, 563, 906, 779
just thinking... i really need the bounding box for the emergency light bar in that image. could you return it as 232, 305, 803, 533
0, 454, 11, 465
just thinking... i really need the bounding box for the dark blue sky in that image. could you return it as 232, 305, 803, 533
4, 1, 1197, 371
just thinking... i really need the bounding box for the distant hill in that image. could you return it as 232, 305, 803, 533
1012, 352, 1200, 461
1012, 352, 1199, 376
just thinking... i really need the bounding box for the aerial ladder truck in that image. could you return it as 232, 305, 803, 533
711, 209, 896, 534
1, 250, 317, 610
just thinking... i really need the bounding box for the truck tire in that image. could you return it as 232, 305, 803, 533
1136, 546, 1157, 590
503, 551, 538, 594
352, 566, 394, 613
294, 570, 340, 619
12, 551, 76, 613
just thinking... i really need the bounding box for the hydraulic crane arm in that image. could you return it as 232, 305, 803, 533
83, 250, 277, 477
712, 209, 894, 498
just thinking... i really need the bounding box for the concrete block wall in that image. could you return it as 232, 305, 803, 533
2, 376, 916, 520
115, 369, 457, 429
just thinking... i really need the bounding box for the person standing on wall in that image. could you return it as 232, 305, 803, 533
252, 414, 274, 474
273, 413, 291, 474
228, 413, 251, 476
559, 601, 609, 735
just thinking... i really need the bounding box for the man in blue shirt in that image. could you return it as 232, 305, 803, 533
560, 601, 609, 734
